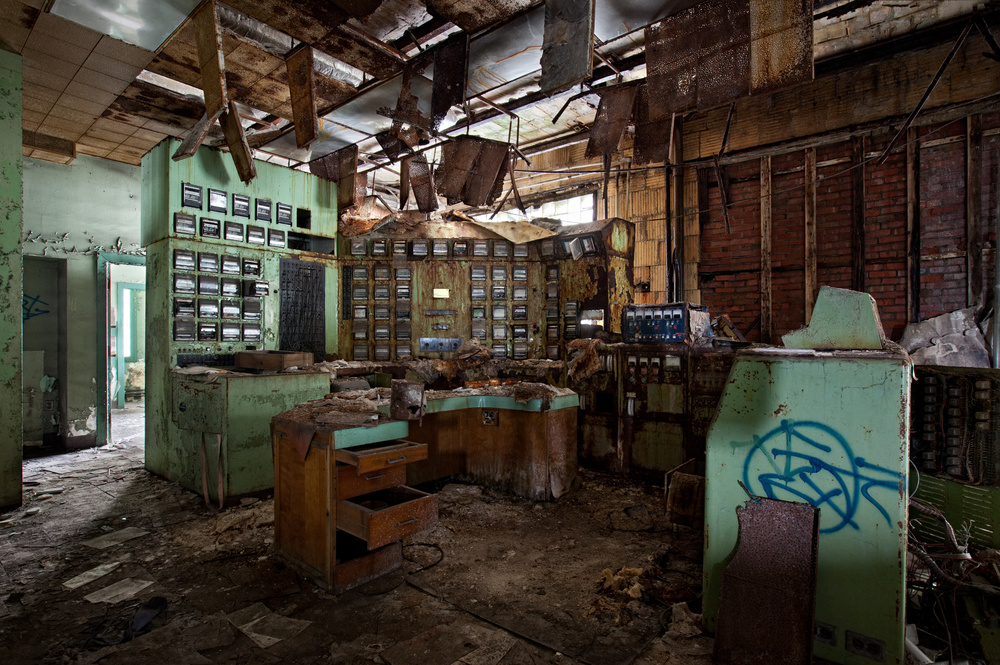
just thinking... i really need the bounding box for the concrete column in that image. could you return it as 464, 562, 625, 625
0, 50, 23, 508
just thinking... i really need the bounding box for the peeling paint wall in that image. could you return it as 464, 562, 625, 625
22, 155, 142, 443
0, 50, 22, 508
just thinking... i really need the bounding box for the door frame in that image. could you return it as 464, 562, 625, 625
97, 253, 145, 446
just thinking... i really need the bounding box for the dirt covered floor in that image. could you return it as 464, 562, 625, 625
0, 417, 710, 665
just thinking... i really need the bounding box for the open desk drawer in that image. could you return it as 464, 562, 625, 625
338, 463, 406, 500
338, 486, 438, 550
335, 440, 427, 474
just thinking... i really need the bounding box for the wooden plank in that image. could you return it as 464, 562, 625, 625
851, 136, 866, 292
907, 127, 921, 323
285, 44, 318, 149
760, 155, 772, 343
192, 0, 227, 119
219, 99, 256, 183
804, 148, 817, 323
171, 107, 223, 161
967, 114, 984, 307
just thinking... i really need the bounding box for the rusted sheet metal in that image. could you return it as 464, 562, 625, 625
749, 0, 814, 96
409, 153, 438, 212
193, 0, 228, 119
666, 472, 705, 528
465, 140, 510, 206
539, 0, 595, 95
399, 155, 411, 209
714, 496, 818, 665
696, 0, 750, 111
584, 84, 639, 159
314, 26, 404, 80
431, 34, 468, 132
437, 137, 482, 203
425, 0, 533, 33
632, 84, 672, 165
375, 131, 413, 160
286, 44, 318, 149
644, 8, 704, 117
390, 379, 425, 420
436, 136, 510, 207
311, 144, 366, 209
219, 99, 257, 183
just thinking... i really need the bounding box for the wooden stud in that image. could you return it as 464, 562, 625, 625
171, 107, 223, 161
851, 136, 867, 292
804, 148, 818, 323
967, 114, 984, 307
192, 0, 227, 120
220, 99, 257, 183
907, 127, 921, 323
761, 155, 772, 343
286, 44, 318, 149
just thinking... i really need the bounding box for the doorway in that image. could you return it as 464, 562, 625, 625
97, 254, 146, 447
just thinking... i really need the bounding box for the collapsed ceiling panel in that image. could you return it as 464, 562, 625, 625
222, 0, 348, 44
348, 0, 434, 44
539, 0, 595, 95
426, 0, 534, 34
584, 83, 638, 158
431, 34, 468, 131
645, 8, 703, 119
592, 0, 703, 43
696, 0, 751, 111
632, 83, 672, 165
313, 26, 405, 80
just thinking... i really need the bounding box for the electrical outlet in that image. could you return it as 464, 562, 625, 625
845, 630, 885, 662
482, 409, 499, 426
814, 621, 837, 647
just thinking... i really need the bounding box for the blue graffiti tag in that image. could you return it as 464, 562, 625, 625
741, 419, 903, 534
22, 294, 50, 322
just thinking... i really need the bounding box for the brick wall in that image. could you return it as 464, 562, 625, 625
815, 142, 854, 292
864, 133, 909, 338
770, 152, 806, 336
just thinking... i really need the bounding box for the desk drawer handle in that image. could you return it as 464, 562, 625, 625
364, 473, 386, 481
387, 456, 407, 464
396, 517, 418, 526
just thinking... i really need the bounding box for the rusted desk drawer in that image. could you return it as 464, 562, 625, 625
337, 463, 406, 500
335, 440, 428, 474
338, 486, 438, 550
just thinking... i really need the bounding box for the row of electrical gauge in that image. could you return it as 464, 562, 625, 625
174, 212, 286, 249
172, 251, 267, 343
181, 182, 294, 226
349, 237, 527, 259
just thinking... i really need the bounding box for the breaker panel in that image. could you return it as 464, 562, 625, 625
624, 302, 711, 343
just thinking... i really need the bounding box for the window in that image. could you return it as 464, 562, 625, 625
476, 192, 596, 226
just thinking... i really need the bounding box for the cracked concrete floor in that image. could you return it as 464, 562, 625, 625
0, 409, 711, 665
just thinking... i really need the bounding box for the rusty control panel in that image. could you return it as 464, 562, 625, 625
624, 302, 710, 343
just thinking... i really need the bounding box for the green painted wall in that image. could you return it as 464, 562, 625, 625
0, 50, 22, 508
22, 154, 142, 442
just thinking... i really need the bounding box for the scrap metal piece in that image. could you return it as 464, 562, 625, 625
645, 7, 704, 117
409, 153, 437, 212
399, 155, 411, 210
508, 154, 525, 213
465, 140, 510, 207
219, 100, 256, 183
539, 0, 595, 95
632, 84, 671, 165
749, 0, 814, 96
431, 34, 468, 132
192, 0, 228, 119
437, 137, 481, 203
311, 144, 366, 209
375, 131, 413, 160
390, 379, 425, 421
713, 496, 819, 665
286, 44, 318, 149
584, 83, 638, 159
696, 0, 750, 111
